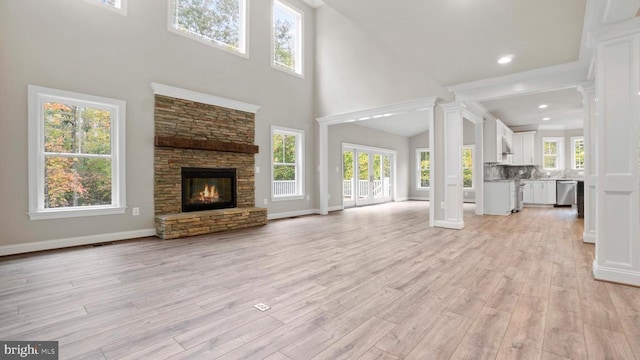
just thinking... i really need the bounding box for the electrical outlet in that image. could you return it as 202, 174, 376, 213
263, 199, 268, 205
306, 195, 310, 201
255, 166, 260, 174
440, 202, 445, 209
254, 303, 270, 312
336, 166, 340, 173
132, 207, 140, 216
328, 194, 331, 199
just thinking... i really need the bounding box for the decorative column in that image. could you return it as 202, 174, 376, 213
593, 19, 640, 286
435, 103, 464, 229
578, 82, 596, 244
318, 122, 329, 215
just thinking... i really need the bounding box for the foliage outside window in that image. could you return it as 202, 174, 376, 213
543, 137, 564, 170
273, 0, 303, 75
572, 137, 585, 170
28, 85, 126, 220
170, 0, 247, 55
272, 126, 304, 199
90, 0, 127, 14
416, 148, 430, 189
463, 146, 474, 189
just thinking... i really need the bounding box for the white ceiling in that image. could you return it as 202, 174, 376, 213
481, 88, 584, 129
321, 0, 587, 86
352, 111, 429, 138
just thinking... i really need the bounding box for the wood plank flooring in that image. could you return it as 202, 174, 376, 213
1, 201, 640, 359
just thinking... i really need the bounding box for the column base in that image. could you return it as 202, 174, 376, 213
593, 259, 640, 287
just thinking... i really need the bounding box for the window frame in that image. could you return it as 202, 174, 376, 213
571, 136, 585, 170
86, 0, 128, 15
462, 145, 474, 190
542, 137, 565, 171
271, 0, 304, 77
167, 0, 249, 58
271, 126, 305, 201
416, 148, 430, 190
27, 85, 127, 220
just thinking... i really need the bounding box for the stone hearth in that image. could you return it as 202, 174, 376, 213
152, 86, 267, 239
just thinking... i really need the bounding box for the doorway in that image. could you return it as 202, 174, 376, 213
343, 144, 394, 208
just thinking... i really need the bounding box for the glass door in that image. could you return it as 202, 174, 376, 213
356, 150, 372, 206
342, 149, 355, 208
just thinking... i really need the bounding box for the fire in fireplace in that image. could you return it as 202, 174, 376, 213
181, 167, 237, 212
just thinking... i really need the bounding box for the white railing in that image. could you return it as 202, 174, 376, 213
343, 180, 353, 198
273, 180, 296, 196
344, 179, 390, 199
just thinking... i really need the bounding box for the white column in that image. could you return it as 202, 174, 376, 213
318, 122, 329, 215
593, 20, 640, 286
579, 82, 597, 244
434, 103, 464, 229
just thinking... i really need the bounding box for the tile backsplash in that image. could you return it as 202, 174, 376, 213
484, 164, 584, 181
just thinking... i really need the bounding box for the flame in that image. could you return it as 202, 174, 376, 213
199, 184, 219, 202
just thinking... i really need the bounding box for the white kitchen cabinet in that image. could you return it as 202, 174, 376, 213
483, 118, 514, 164
525, 180, 557, 205
512, 132, 535, 165
522, 180, 533, 203
484, 181, 516, 215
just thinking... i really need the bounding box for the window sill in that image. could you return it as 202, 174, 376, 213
29, 206, 127, 220
271, 63, 304, 79
271, 195, 305, 202
416, 187, 430, 190
167, 27, 249, 59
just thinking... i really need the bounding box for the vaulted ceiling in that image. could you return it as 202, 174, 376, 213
321, 0, 587, 86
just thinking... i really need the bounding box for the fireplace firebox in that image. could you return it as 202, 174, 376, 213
181, 167, 237, 212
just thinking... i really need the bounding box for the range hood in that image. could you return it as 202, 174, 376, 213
501, 136, 513, 155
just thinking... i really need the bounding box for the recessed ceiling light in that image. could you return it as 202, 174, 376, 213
538, 104, 548, 109
497, 55, 513, 65
542, 117, 551, 121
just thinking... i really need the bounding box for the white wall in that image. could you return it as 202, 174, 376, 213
315, 5, 450, 117
0, 0, 317, 248
328, 124, 410, 208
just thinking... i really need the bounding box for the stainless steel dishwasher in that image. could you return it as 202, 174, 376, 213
556, 180, 577, 206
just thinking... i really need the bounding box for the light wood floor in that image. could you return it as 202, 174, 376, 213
2, 202, 640, 360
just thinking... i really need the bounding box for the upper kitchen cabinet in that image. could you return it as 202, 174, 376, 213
512, 131, 536, 165
483, 118, 513, 163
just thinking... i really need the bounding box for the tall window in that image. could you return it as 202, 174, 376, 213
169, 0, 247, 55
28, 85, 126, 220
572, 137, 585, 170
543, 137, 564, 170
272, 126, 304, 199
273, 0, 303, 75
416, 148, 430, 189
90, 0, 127, 14
463, 145, 474, 189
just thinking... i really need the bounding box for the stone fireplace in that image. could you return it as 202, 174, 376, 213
152, 84, 267, 239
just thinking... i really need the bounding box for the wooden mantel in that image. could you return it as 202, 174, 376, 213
154, 136, 259, 154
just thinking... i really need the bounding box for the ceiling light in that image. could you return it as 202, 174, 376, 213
542, 117, 551, 121
358, 116, 371, 121
373, 114, 384, 119
538, 104, 548, 109
497, 56, 513, 65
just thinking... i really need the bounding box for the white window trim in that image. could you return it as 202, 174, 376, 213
271, 0, 304, 78
86, 0, 128, 15
167, 0, 249, 58
542, 137, 565, 170
28, 85, 126, 220
416, 148, 430, 190
463, 145, 474, 190
571, 136, 585, 170
271, 126, 305, 201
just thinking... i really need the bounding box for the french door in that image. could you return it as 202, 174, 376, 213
343, 145, 393, 208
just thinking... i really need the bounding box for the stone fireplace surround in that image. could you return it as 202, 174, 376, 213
151, 83, 267, 239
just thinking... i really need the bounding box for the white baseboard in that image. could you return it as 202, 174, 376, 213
267, 206, 344, 220
0, 228, 157, 257
593, 259, 640, 286
395, 197, 409, 202
434, 220, 465, 230
583, 232, 596, 244
409, 197, 430, 201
